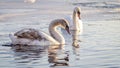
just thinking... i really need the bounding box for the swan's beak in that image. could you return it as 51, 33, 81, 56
77, 11, 81, 19
78, 14, 81, 19
65, 26, 70, 34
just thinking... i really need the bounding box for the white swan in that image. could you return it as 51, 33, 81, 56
9, 19, 70, 45
63, 7, 83, 35
24, 0, 36, 3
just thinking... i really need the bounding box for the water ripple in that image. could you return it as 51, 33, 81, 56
73, 2, 120, 9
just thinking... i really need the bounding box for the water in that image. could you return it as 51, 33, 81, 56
0, 0, 120, 68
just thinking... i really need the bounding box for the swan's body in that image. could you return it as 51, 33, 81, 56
62, 7, 83, 35
9, 19, 70, 45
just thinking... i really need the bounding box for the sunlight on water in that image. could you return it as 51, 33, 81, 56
0, 0, 120, 68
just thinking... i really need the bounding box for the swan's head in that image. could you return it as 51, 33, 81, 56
74, 7, 81, 19
59, 19, 70, 34
50, 19, 70, 34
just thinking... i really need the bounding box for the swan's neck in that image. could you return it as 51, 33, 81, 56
73, 11, 80, 24
73, 11, 81, 30
49, 22, 65, 44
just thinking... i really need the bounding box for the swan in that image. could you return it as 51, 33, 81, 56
9, 19, 70, 46
62, 7, 83, 35
24, 0, 36, 3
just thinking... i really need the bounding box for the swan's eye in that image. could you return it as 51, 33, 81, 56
77, 11, 80, 14
66, 25, 69, 28
65, 25, 70, 34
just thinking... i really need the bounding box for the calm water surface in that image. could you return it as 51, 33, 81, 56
0, 0, 120, 68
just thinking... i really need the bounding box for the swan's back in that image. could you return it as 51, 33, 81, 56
14, 28, 42, 40
9, 28, 60, 45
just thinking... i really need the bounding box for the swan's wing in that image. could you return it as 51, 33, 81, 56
14, 28, 59, 44
14, 28, 42, 40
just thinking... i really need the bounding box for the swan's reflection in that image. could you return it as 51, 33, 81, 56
71, 30, 81, 48
12, 45, 47, 68
72, 46, 80, 60
12, 44, 69, 67
48, 45, 69, 67
12, 45, 47, 60
71, 30, 81, 60
12, 44, 47, 52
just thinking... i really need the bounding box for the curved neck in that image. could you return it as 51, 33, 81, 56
73, 11, 80, 24
49, 22, 65, 44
